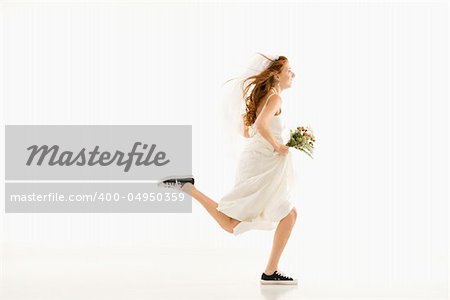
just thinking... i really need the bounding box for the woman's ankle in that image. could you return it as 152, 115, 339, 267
264, 268, 276, 275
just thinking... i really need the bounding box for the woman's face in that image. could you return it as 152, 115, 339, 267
277, 61, 295, 89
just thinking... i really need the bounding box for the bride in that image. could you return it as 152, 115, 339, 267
158, 53, 298, 285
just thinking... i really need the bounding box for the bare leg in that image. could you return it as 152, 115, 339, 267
190, 185, 241, 234
264, 207, 297, 274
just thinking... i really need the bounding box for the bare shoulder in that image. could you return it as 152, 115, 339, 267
256, 93, 281, 120
265, 93, 282, 108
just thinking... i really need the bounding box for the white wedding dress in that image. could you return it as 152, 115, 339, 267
216, 88, 296, 236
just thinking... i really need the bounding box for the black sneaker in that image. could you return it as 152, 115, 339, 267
260, 270, 298, 285
157, 175, 195, 195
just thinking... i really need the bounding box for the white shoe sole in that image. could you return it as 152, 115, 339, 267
260, 279, 298, 285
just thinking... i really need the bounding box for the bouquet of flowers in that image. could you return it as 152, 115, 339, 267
286, 125, 316, 159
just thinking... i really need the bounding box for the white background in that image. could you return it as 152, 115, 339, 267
0, 1, 448, 299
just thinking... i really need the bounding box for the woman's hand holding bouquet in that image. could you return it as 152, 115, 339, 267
286, 125, 316, 159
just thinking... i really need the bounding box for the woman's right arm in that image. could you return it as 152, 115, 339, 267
254, 95, 289, 155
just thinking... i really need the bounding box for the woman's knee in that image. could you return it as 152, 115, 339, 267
226, 219, 240, 234
288, 207, 297, 222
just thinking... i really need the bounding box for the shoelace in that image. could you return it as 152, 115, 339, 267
275, 270, 293, 280
164, 180, 182, 188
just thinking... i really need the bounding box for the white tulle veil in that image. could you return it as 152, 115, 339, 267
219, 52, 280, 160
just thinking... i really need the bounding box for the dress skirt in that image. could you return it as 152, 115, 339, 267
216, 133, 296, 236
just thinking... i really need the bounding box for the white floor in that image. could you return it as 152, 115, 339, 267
0, 243, 446, 300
